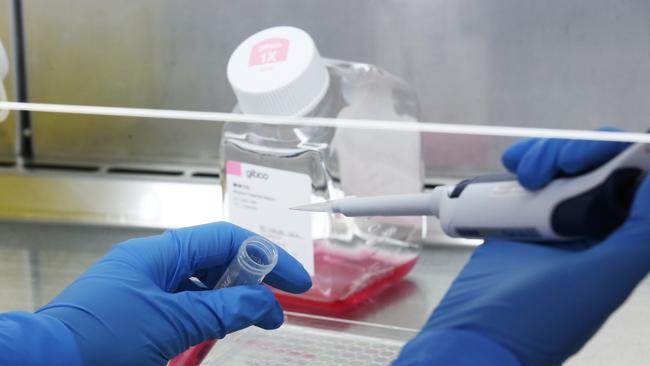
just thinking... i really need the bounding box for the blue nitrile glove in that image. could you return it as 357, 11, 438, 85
394, 136, 650, 366
501, 127, 629, 189
0, 311, 84, 366
33, 222, 311, 366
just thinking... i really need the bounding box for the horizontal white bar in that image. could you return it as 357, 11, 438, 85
284, 311, 420, 333
1, 101, 648, 143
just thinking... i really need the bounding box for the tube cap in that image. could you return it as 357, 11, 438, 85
227, 26, 329, 116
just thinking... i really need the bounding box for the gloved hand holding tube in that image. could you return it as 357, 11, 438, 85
20, 222, 311, 366
169, 235, 280, 366
394, 135, 650, 366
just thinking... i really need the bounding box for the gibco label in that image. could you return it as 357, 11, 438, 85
225, 161, 314, 274
249, 37, 290, 66
246, 169, 269, 180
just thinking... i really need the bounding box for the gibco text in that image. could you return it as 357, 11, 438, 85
246, 170, 269, 180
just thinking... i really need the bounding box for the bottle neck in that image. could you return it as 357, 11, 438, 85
303, 67, 346, 118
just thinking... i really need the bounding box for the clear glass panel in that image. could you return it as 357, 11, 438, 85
0, 0, 645, 170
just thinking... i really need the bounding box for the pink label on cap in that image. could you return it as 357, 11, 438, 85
226, 161, 242, 176
249, 37, 289, 66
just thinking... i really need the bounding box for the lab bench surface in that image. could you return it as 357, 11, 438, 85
0, 221, 648, 365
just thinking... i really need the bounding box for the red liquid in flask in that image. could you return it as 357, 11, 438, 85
276, 240, 419, 314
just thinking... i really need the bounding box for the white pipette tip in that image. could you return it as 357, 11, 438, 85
290, 202, 333, 212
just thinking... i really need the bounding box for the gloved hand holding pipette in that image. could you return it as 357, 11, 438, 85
0, 222, 311, 366
294, 129, 648, 242
394, 136, 650, 366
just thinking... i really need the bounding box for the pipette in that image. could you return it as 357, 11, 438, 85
169, 236, 279, 366
293, 142, 650, 241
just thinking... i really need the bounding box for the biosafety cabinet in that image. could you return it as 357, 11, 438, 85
0, 1, 649, 365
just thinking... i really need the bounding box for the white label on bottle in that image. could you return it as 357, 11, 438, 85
225, 161, 314, 275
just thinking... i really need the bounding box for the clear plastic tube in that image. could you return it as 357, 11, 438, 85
169, 236, 279, 366
214, 236, 279, 288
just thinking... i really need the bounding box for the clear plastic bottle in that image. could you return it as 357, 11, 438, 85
222, 26, 423, 312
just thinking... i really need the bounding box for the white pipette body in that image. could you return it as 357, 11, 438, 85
293, 142, 650, 241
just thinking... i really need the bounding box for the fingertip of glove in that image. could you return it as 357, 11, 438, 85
502, 146, 524, 174
501, 152, 518, 174
501, 138, 536, 173
178, 285, 283, 338
516, 168, 548, 190
288, 265, 312, 293
263, 246, 312, 294
264, 267, 312, 294
255, 302, 285, 330
238, 285, 284, 330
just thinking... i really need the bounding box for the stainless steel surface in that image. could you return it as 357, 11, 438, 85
0, 224, 648, 365
18, 0, 650, 176
0, 0, 17, 162
0, 168, 472, 244
0, 222, 160, 311
0, 169, 222, 228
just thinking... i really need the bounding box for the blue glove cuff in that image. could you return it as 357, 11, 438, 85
393, 329, 520, 366
0, 311, 83, 366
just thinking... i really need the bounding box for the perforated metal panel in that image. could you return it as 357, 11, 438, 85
204, 325, 406, 366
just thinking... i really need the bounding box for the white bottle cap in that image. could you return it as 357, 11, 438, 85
227, 26, 329, 116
